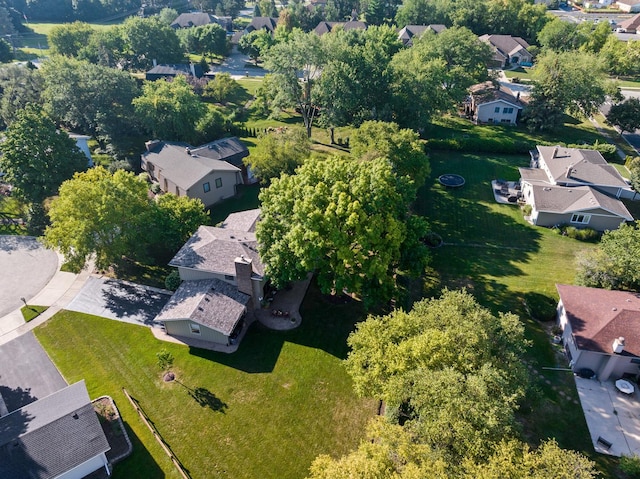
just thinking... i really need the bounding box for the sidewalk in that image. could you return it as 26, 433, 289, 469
0, 260, 94, 346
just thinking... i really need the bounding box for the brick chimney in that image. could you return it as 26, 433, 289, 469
235, 255, 253, 295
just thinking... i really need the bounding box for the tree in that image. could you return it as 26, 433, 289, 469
607, 98, 640, 133
193, 23, 228, 60
119, 16, 184, 70
245, 127, 310, 183
41, 56, 140, 144
576, 222, 640, 291
0, 38, 12, 63
0, 105, 87, 205
627, 157, 640, 193
159, 7, 178, 24
262, 29, 325, 137
48, 21, 95, 57
239, 29, 275, 65
350, 120, 430, 198
600, 37, 640, 77
537, 18, 587, 52
133, 76, 207, 141
77, 27, 125, 68
43, 167, 152, 271
0, 64, 43, 128
203, 72, 243, 103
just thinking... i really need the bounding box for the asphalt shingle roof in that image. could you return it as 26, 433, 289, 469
171, 12, 215, 28
530, 184, 632, 219
397, 24, 446, 45
479, 34, 531, 58
191, 137, 249, 166
219, 209, 261, 232
0, 381, 109, 479
469, 81, 523, 108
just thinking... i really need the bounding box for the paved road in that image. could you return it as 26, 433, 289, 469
210, 49, 267, 78
0, 332, 66, 413
0, 236, 58, 318
65, 276, 171, 327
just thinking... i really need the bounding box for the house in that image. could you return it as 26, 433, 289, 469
145, 63, 204, 81
617, 0, 640, 12
617, 12, 640, 31
0, 380, 111, 479
156, 209, 264, 348
557, 284, 640, 381
232, 17, 278, 43
397, 24, 446, 46
141, 138, 251, 206
313, 20, 368, 35
464, 81, 523, 125
479, 34, 533, 68
518, 145, 634, 231
170, 12, 232, 31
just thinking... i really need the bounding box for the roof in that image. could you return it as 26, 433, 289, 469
219, 208, 261, 232
146, 64, 203, 78
314, 20, 368, 35
397, 24, 446, 45
169, 225, 264, 277
479, 34, 531, 57
557, 284, 640, 356
246, 16, 278, 33
0, 381, 109, 479
519, 167, 551, 184
170, 12, 215, 28
537, 145, 630, 188
469, 81, 523, 109
142, 142, 240, 190
619, 12, 640, 29
529, 184, 632, 219
156, 278, 249, 335
191, 137, 249, 166
617, 0, 640, 6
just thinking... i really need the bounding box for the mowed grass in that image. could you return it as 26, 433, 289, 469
35, 282, 377, 479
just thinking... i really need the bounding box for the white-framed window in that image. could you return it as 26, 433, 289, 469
503, 107, 514, 114
190, 322, 201, 335
215, 177, 223, 188
571, 213, 591, 224
203, 182, 211, 193
494, 106, 500, 113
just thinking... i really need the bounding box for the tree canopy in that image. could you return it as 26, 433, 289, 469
0, 64, 43, 128
0, 105, 87, 205
49, 21, 95, 57
245, 127, 310, 183
607, 98, 640, 133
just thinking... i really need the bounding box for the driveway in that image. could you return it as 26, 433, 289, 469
65, 276, 171, 327
0, 332, 66, 414
0, 236, 58, 318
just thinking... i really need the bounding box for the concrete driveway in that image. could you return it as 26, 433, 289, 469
0, 236, 58, 318
65, 276, 171, 327
0, 332, 66, 414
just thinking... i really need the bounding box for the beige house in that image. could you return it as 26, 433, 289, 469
141, 138, 251, 207
479, 34, 533, 68
156, 209, 264, 349
617, 0, 640, 13
557, 284, 640, 381
519, 146, 634, 231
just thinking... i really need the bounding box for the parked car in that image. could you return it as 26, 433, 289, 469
616, 27, 627, 33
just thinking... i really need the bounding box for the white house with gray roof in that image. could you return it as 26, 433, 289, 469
0, 380, 110, 479
157, 209, 264, 348
141, 138, 252, 207
519, 146, 634, 230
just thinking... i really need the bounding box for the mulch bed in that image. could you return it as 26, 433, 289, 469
93, 396, 131, 463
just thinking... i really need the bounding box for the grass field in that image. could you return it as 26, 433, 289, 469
35, 283, 377, 479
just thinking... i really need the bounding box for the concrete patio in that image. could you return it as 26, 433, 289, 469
575, 376, 640, 457
491, 179, 523, 205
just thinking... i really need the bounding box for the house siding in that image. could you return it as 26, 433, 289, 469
475, 101, 519, 125
532, 211, 626, 231
186, 170, 239, 206
56, 453, 109, 479
177, 267, 236, 284
164, 320, 231, 345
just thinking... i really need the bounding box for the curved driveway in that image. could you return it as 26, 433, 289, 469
0, 236, 58, 317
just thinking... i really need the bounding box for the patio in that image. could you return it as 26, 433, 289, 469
491, 179, 523, 205
574, 376, 640, 457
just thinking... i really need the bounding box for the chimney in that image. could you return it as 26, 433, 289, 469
613, 337, 625, 354
190, 62, 196, 77
235, 256, 254, 297
552, 146, 559, 158
566, 165, 573, 179
153, 59, 157, 67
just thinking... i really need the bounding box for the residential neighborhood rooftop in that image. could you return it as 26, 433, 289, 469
557, 284, 640, 356
469, 81, 524, 108
218, 208, 261, 232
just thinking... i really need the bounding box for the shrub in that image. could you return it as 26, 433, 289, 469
620, 455, 640, 478
426, 136, 533, 155
156, 349, 174, 371
523, 292, 557, 321
522, 204, 532, 216
150, 183, 162, 194
165, 270, 182, 290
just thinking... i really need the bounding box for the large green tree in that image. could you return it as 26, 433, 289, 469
0, 64, 43, 128
576, 221, 640, 291
607, 98, 640, 133
245, 127, 310, 183
0, 38, 12, 63
133, 75, 207, 141
48, 21, 95, 57
119, 16, 184, 70
0, 105, 87, 205
257, 155, 423, 305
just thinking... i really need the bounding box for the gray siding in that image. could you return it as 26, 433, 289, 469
177, 267, 235, 284
534, 211, 625, 231
186, 170, 239, 207
164, 319, 230, 345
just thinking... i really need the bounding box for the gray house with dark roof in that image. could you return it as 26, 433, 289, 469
479, 34, 532, 68
141, 137, 252, 207
170, 12, 232, 31
519, 146, 634, 231
145, 63, 204, 81
0, 380, 110, 479
397, 24, 446, 46
157, 209, 264, 349
313, 20, 367, 35
232, 17, 278, 43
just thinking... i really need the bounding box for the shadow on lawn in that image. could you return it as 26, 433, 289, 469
111, 421, 165, 479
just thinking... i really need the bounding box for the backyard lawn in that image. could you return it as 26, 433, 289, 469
35, 283, 377, 479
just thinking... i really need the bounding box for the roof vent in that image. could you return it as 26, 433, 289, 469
627, 299, 632, 302
72, 413, 79, 420
186, 147, 192, 156
613, 337, 625, 354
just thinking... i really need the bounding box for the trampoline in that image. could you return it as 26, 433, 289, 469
438, 174, 465, 188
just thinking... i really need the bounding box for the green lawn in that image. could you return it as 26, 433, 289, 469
415, 150, 621, 477
503, 67, 533, 81
35, 283, 377, 479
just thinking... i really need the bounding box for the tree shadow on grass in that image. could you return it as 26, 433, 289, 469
111, 421, 166, 479
176, 382, 228, 413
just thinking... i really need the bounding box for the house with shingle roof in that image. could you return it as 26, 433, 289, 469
170, 12, 232, 31
518, 146, 634, 231
313, 20, 368, 35
232, 17, 278, 44
617, 0, 640, 13
145, 63, 204, 81
141, 137, 252, 207
0, 380, 110, 479
157, 209, 264, 349
464, 81, 524, 125
397, 24, 446, 46
557, 284, 640, 381
479, 34, 533, 68
618, 11, 640, 30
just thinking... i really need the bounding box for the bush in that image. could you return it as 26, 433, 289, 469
620, 455, 640, 478
426, 136, 533, 155
150, 183, 162, 194
523, 292, 557, 321
165, 270, 182, 290
553, 224, 600, 242
156, 349, 174, 371
522, 204, 532, 216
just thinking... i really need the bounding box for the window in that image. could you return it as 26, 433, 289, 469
494, 106, 500, 113
631, 358, 640, 364
503, 107, 514, 114
190, 322, 201, 335
571, 213, 591, 224
215, 177, 222, 188
203, 182, 210, 193
500, 119, 512, 123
